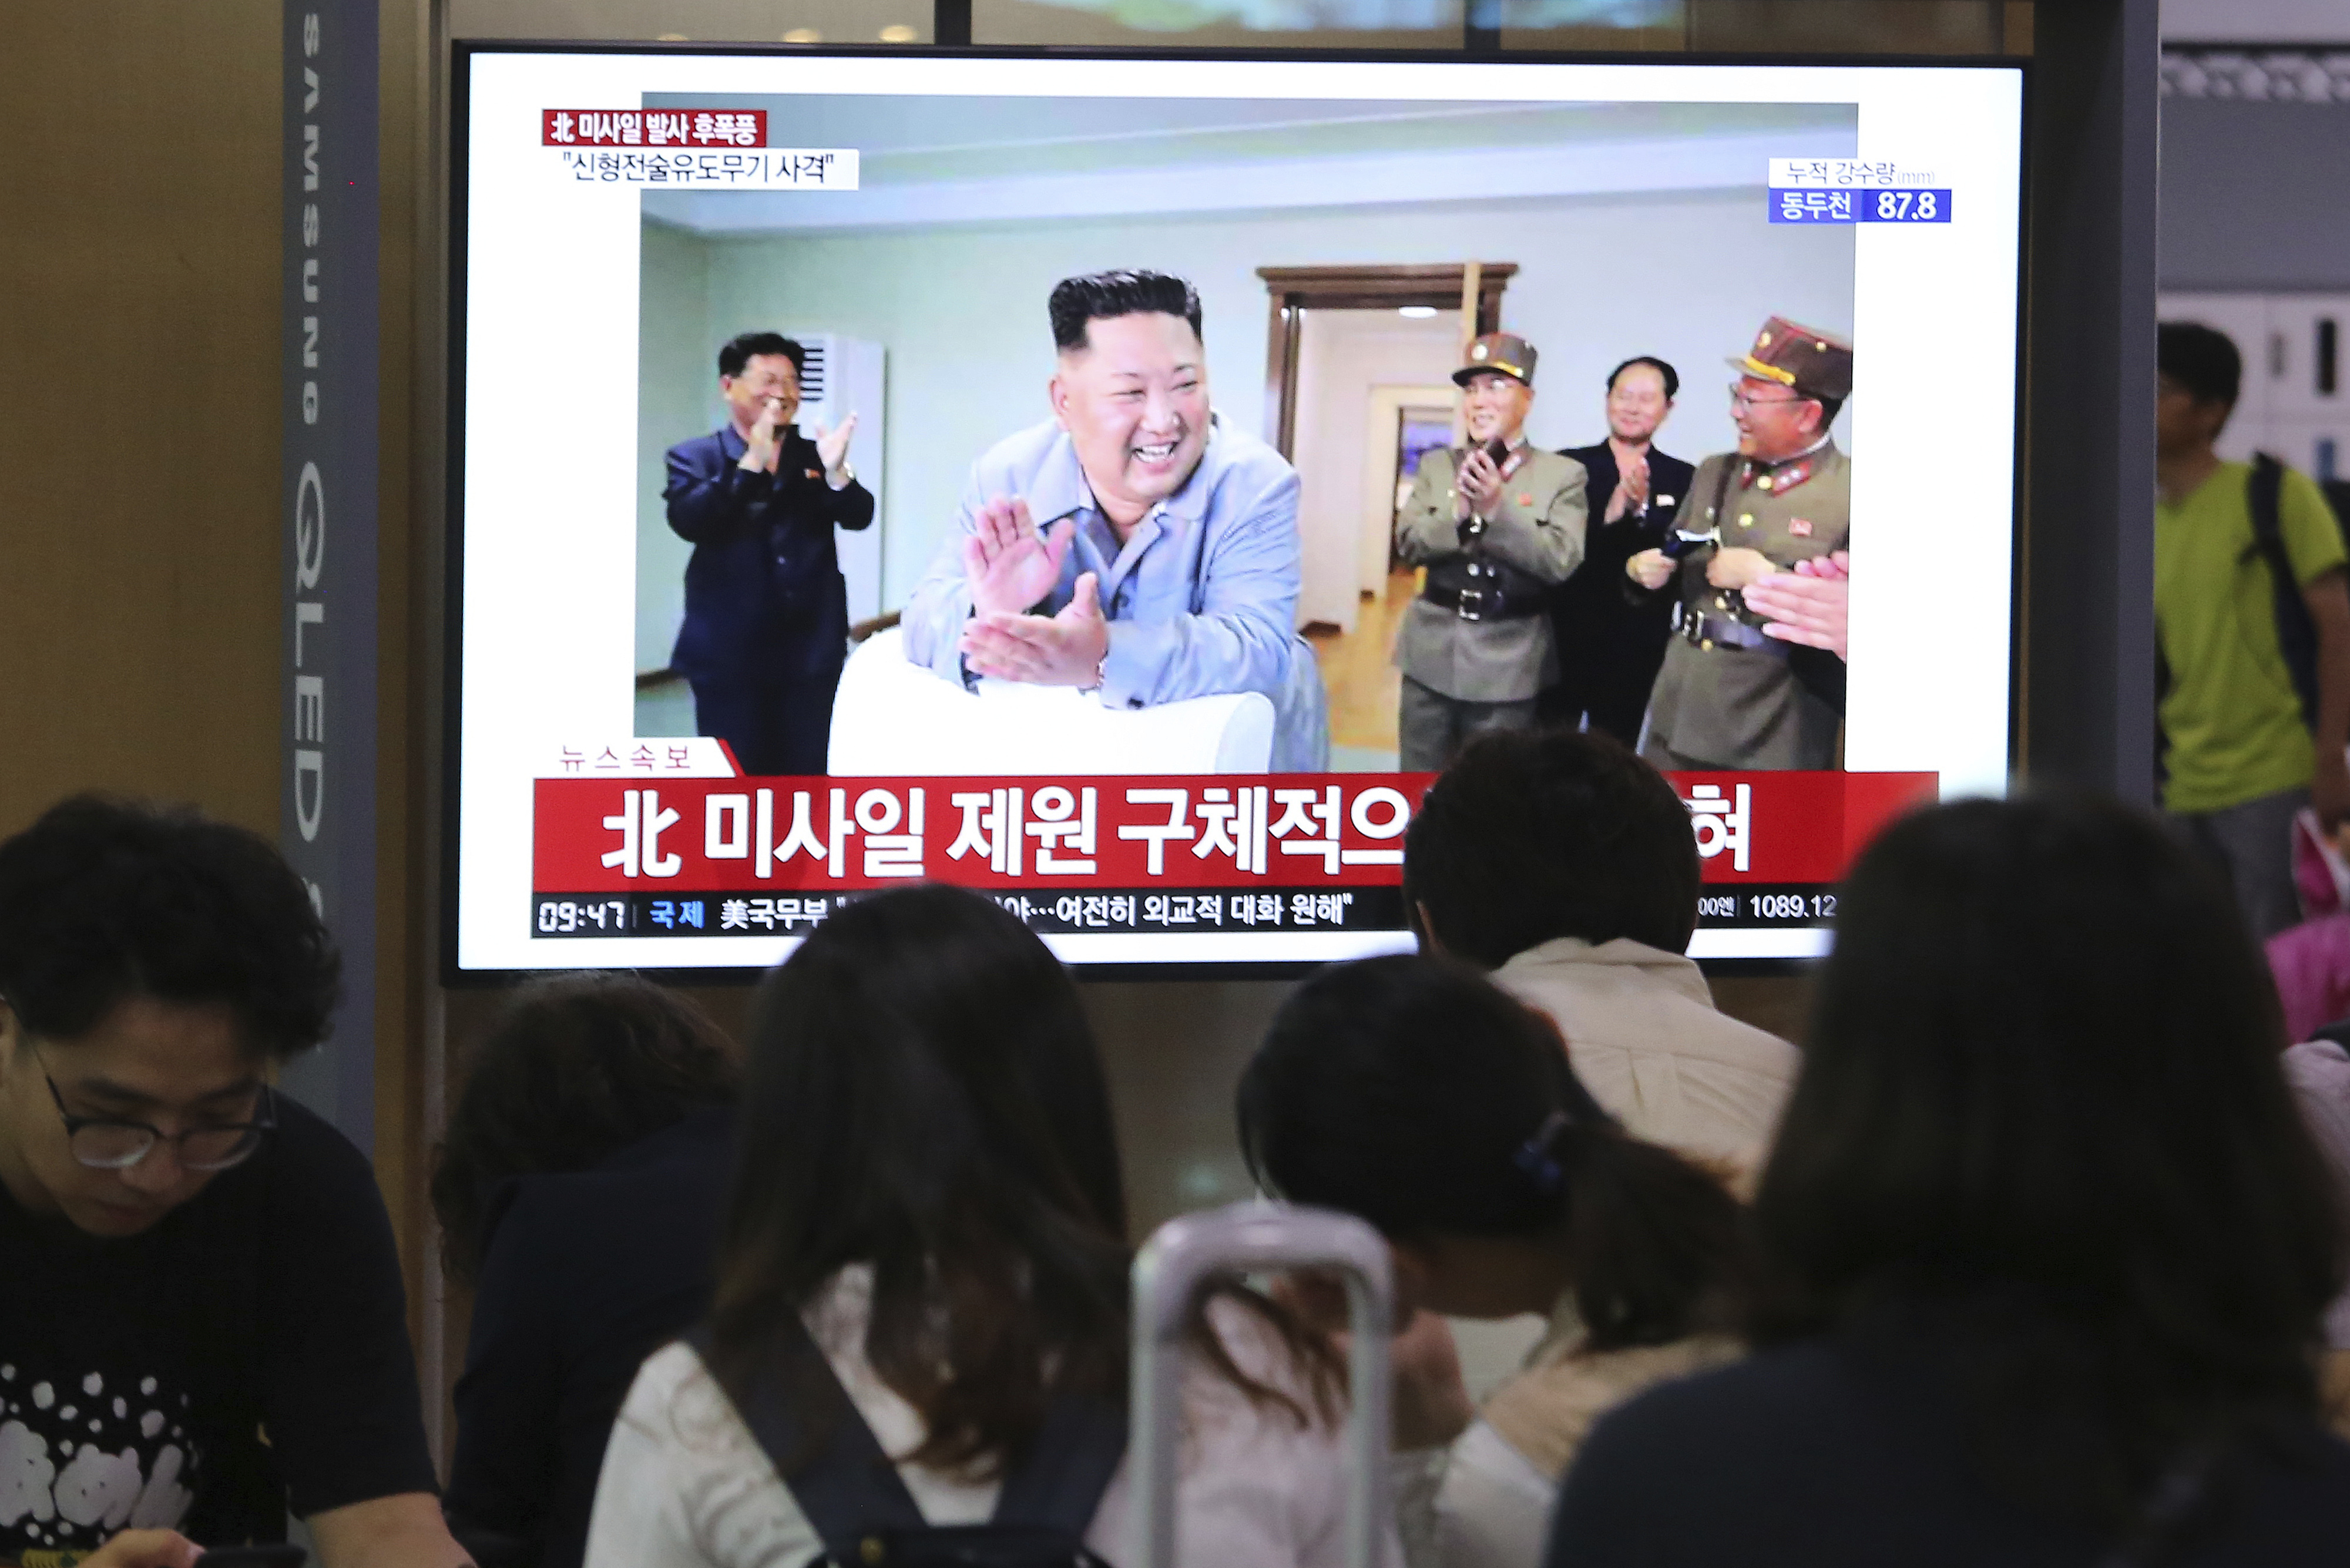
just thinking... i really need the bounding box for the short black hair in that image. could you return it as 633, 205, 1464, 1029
1607, 355, 1680, 401
717, 331, 805, 380
1240, 954, 1751, 1351
1404, 728, 1701, 966
1048, 270, 1203, 354
0, 795, 341, 1059
1809, 392, 1846, 431
2158, 320, 2242, 409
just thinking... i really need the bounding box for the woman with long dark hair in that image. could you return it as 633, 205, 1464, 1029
434, 973, 740, 1568
582, 885, 1371, 1568
1238, 953, 1753, 1568
1546, 794, 2350, 1565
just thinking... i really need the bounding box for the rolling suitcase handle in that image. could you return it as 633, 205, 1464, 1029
1128, 1201, 1394, 1568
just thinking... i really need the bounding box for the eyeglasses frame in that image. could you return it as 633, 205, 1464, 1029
32, 1042, 278, 1173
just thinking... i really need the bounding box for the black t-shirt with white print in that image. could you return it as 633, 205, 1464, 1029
0, 1095, 436, 1567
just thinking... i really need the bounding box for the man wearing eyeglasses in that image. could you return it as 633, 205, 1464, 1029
1391, 332, 1589, 773
1625, 317, 1853, 771
0, 798, 469, 1568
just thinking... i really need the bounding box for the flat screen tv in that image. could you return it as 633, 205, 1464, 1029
446, 41, 2023, 978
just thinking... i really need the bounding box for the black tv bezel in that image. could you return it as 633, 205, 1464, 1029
441, 36, 2032, 987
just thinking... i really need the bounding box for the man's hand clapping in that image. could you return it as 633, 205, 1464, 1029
961, 572, 1110, 688
1455, 447, 1504, 521
956, 497, 1109, 687
737, 394, 787, 474
961, 497, 1072, 619
1605, 454, 1650, 523
813, 412, 857, 486
1745, 549, 1851, 661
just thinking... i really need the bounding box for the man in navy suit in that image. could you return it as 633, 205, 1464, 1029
664, 332, 873, 776
1540, 357, 1696, 746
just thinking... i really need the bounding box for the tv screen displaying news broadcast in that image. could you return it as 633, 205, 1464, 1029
447, 43, 2023, 976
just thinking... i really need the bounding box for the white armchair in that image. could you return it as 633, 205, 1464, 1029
828, 627, 1275, 775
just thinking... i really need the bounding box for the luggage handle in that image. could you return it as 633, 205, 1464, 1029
1127, 1201, 1394, 1568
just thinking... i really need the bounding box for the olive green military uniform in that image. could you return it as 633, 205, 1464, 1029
1393, 441, 1589, 770
1391, 331, 1589, 773
1641, 441, 1850, 770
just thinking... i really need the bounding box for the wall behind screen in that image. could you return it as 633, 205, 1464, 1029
0, 4, 280, 834
636, 189, 1853, 617
2157, 100, 2350, 293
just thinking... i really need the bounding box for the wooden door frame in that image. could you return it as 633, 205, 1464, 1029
1256, 263, 1517, 458
1363, 384, 1459, 596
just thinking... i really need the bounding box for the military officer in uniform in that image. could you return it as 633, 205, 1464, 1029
1628, 316, 1852, 771
1393, 332, 1589, 772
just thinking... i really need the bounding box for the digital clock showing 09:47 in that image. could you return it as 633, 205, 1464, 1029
536, 897, 632, 934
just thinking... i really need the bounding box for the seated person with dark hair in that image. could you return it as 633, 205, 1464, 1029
1546, 797, 2350, 1566
0, 797, 466, 1568
1404, 730, 1796, 1170
1241, 954, 1753, 1568
435, 973, 740, 1568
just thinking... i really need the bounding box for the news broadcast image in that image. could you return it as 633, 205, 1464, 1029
451, 49, 2023, 975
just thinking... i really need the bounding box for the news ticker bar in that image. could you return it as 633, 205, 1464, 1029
533, 886, 1405, 938
529, 882, 1847, 941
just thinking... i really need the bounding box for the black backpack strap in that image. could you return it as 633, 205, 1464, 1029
2247, 452, 2324, 729
988, 1394, 1127, 1537
685, 1321, 928, 1558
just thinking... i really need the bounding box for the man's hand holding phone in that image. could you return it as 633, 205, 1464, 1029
1455, 447, 1504, 521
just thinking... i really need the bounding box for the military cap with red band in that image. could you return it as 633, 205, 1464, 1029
1453, 332, 1537, 388
1727, 315, 1852, 402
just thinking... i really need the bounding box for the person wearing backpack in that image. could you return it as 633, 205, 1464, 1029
2156, 321, 2350, 936
579, 884, 1384, 1568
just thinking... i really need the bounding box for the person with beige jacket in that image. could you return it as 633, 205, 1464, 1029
1403, 727, 1799, 1172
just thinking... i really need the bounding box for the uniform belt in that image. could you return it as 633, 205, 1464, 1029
1676, 606, 1783, 655
1422, 579, 1543, 622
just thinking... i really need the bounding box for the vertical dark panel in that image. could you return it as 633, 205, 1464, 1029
1465, 0, 1502, 52
2023, 0, 2159, 801
934, 0, 972, 47
281, 0, 380, 1150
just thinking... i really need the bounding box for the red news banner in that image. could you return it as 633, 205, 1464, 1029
531, 771, 1936, 941
540, 108, 767, 147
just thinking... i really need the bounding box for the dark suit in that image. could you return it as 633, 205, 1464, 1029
664, 424, 874, 775
1540, 440, 1696, 746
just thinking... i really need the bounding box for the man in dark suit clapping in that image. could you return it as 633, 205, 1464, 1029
663, 331, 873, 776
1541, 357, 1694, 746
